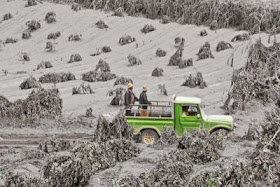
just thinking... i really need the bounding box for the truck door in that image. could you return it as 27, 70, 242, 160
179, 104, 202, 131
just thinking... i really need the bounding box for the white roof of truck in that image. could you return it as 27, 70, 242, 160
174, 96, 201, 104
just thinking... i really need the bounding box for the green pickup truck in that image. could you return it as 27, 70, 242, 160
125, 95, 233, 144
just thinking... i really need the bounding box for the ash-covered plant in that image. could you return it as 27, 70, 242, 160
68, 54, 82, 63
197, 42, 214, 61
90, 48, 102, 56
3, 13, 12, 21
178, 128, 224, 164
231, 33, 250, 42
37, 61, 53, 69
5, 38, 17, 44
26, 20, 41, 31
127, 54, 141, 66
85, 107, 94, 117
47, 32, 61, 39
71, 3, 81, 11
39, 72, 76, 83
168, 48, 183, 66
216, 41, 233, 52
68, 34, 82, 41
158, 84, 168, 96
45, 41, 55, 52
182, 72, 207, 89
112, 7, 124, 17
174, 37, 183, 45
152, 67, 163, 77
178, 58, 193, 68
155, 126, 178, 145
107, 87, 126, 106
19, 76, 41, 89
96, 20, 108, 29
95, 59, 111, 72
101, 46, 111, 53
200, 29, 208, 36
22, 31, 31, 39
0, 88, 62, 119
18, 51, 30, 62
242, 123, 260, 141
25, 0, 37, 7
114, 76, 133, 86
141, 24, 155, 34
5, 174, 45, 187
160, 15, 171, 24
209, 20, 218, 30
156, 48, 166, 57
72, 83, 94, 95
119, 35, 135, 45
224, 40, 280, 113
82, 70, 116, 82
94, 111, 134, 142
45, 11, 56, 23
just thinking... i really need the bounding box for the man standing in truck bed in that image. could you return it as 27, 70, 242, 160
124, 83, 139, 116
139, 85, 153, 116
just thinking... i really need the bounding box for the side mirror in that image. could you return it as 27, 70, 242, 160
197, 114, 200, 119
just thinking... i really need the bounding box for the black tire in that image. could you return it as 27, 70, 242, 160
140, 129, 159, 144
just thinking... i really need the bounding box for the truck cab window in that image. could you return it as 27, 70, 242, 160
182, 105, 199, 117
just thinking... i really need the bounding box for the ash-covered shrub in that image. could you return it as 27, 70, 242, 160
141, 24, 155, 34
158, 84, 168, 96
5, 38, 17, 44
178, 58, 193, 68
19, 76, 41, 89
209, 20, 218, 30
26, 20, 41, 31
37, 61, 53, 69
174, 37, 183, 44
127, 54, 141, 66
94, 111, 135, 141
224, 40, 280, 113
85, 107, 94, 117
95, 59, 111, 72
96, 20, 108, 29
160, 15, 170, 24
18, 52, 30, 61
39, 72, 76, 83
71, 3, 81, 11
197, 42, 214, 61
101, 46, 111, 53
45, 11, 56, 23
114, 76, 133, 86
72, 83, 94, 95
0, 88, 62, 119
90, 48, 102, 56
107, 87, 126, 105
200, 29, 207, 36
155, 126, 178, 145
22, 31, 31, 39
178, 129, 223, 164
47, 31, 61, 39
156, 48, 166, 57
5, 174, 45, 187
25, 0, 37, 7
68, 34, 82, 41
68, 54, 82, 63
152, 67, 163, 77
231, 33, 250, 42
182, 72, 207, 89
82, 70, 116, 82
216, 41, 233, 52
119, 35, 135, 45
45, 41, 55, 52
168, 48, 183, 66
3, 13, 12, 21
112, 7, 124, 17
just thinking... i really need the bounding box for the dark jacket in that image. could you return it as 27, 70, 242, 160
139, 91, 151, 109
124, 89, 139, 107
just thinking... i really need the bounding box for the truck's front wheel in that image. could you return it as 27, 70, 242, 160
140, 129, 159, 144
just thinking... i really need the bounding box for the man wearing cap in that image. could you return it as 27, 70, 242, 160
124, 83, 139, 116
139, 85, 153, 117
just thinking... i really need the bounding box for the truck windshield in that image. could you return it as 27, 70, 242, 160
200, 108, 207, 119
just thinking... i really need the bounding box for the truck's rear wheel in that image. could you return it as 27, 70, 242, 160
140, 129, 159, 144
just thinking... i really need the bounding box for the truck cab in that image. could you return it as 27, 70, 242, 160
125, 95, 233, 144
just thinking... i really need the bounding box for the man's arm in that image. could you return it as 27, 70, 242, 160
124, 91, 129, 106
143, 93, 151, 104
